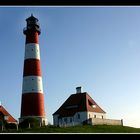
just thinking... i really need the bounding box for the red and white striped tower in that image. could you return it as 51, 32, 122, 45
19, 14, 47, 125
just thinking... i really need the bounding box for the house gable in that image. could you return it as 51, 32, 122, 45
85, 93, 106, 113
0, 105, 17, 123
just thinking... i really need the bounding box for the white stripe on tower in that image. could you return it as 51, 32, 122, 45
22, 76, 43, 94
24, 43, 40, 60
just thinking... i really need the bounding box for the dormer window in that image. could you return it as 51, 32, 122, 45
92, 105, 96, 108
88, 99, 93, 106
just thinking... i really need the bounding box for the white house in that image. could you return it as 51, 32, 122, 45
53, 87, 122, 127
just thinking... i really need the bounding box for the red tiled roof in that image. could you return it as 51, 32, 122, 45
0, 105, 17, 123
85, 93, 106, 113
53, 92, 106, 117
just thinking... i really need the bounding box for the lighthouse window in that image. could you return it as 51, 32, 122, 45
32, 49, 34, 51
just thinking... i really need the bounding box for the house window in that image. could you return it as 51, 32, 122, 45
94, 115, 96, 118
58, 118, 62, 124
88, 99, 92, 106
4, 116, 9, 120
64, 118, 67, 123
77, 114, 80, 119
70, 118, 72, 122
102, 115, 103, 119
92, 105, 96, 108
89, 114, 90, 118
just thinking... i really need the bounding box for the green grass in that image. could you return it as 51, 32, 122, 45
1, 125, 140, 133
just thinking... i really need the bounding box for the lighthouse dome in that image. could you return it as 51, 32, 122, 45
23, 14, 41, 35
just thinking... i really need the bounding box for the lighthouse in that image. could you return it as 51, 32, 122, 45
19, 14, 47, 126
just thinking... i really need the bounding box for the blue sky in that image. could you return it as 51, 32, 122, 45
1, 6, 140, 128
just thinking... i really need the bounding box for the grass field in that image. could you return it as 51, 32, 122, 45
1, 125, 140, 133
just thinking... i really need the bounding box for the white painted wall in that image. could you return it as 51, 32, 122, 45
87, 111, 106, 119
25, 43, 40, 60
73, 112, 87, 124
53, 112, 88, 127
41, 117, 48, 126
53, 111, 107, 127
22, 76, 43, 93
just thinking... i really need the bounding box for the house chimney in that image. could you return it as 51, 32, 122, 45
76, 86, 82, 93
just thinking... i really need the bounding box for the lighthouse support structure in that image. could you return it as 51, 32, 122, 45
19, 14, 47, 126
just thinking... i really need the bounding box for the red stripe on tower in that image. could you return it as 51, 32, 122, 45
21, 93, 45, 116
25, 31, 39, 44
23, 59, 42, 76
19, 14, 47, 126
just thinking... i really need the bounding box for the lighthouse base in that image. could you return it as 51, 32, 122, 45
19, 116, 48, 126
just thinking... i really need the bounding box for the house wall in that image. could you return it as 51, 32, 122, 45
88, 118, 123, 126
53, 112, 88, 127
87, 112, 106, 119
53, 115, 59, 126
53, 112, 107, 127
72, 112, 87, 126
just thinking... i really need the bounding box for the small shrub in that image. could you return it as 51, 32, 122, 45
5, 123, 17, 129
19, 117, 40, 129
